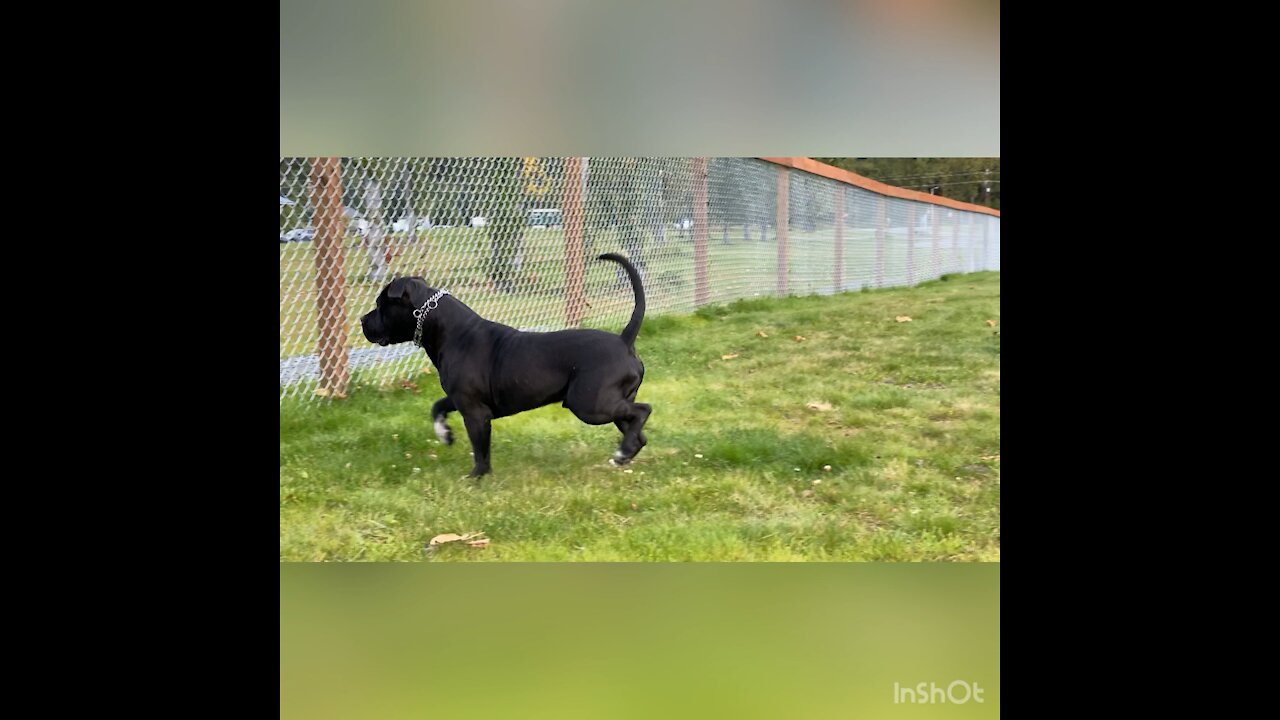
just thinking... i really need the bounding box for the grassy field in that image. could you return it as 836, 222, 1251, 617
280, 272, 1000, 561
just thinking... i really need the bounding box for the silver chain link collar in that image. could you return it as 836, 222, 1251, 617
412, 289, 450, 347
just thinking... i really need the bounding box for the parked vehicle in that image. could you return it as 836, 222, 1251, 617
528, 208, 562, 227
281, 227, 315, 242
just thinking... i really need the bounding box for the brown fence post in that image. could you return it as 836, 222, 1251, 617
906, 205, 916, 286
875, 197, 886, 288
563, 157, 586, 326
776, 167, 789, 296
834, 188, 844, 292
309, 157, 349, 398
693, 157, 709, 306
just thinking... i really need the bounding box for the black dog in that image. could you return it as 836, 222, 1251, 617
360, 253, 651, 477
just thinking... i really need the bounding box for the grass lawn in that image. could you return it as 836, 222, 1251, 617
279, 272, 1000, 561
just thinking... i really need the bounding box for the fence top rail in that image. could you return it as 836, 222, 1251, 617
758, 157, 1000, 218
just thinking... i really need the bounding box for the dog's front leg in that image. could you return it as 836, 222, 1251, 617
460, 407, 494, 477
431, 396, 456, 445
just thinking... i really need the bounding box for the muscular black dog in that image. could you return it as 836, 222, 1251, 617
360, 253, 651, 477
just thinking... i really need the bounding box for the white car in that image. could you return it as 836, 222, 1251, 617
528, 208, 562, 227
281, 227, 314, 242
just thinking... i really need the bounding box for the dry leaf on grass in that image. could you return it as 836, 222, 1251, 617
793, 335, 806, 342
756, 330, 769, 338
986, 320, 997, 327
721, 354, 739, 360
428, 532, 489, 550
896, 316, 913, 323
806, 401, 834, 412
422, 366, 434, 374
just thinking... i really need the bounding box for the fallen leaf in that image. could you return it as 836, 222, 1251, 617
806, 401, 834, 412
314, 387, 331, 397
986, 319, 997, 327
823, 465, 832, 471
400, 380, 419, 391
896, 316, 913, 323
631, 503, 639, 510
429, 533, 464, 545
756, 330, 769, 338
801, 489, 814, 498
422, 366, 434, 374
465, 538, 490, 548
721, 354, 738, 360
793, 335, 806, 342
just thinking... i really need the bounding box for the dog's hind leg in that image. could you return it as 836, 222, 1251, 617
610, 402, 651, 465
620, 386, 648, 449
431, 396, 456, 445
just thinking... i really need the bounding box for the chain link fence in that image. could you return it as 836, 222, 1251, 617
280, 157, 1000, 403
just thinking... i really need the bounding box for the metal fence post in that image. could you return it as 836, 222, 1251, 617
834, 188, 844, 291
776, 168, 789, 296
309, 157, 349, 398
952, 210, 961, 273
982, 215, 990, 270
693, 157, 709, 306
906, 205, 915, 286
932, 205, 941, 277
875, 197, 886, 287
563, 157, 586, 326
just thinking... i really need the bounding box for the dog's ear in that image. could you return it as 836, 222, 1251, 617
386, 277, 420, 303
386, 279, 409, 301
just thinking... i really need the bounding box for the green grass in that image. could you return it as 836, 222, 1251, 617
279, 272, 1000, 561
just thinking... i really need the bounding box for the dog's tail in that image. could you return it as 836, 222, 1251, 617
598, 253, 645, 347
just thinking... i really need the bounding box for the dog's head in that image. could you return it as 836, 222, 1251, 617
360, 277, 443, 347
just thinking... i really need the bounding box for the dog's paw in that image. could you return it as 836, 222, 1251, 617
608, 454, 631, 467
434, 418, 454, 445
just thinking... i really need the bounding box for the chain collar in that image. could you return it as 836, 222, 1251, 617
412, 289, 450, 347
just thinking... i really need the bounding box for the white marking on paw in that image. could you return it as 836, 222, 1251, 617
434, 418, 450, 443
